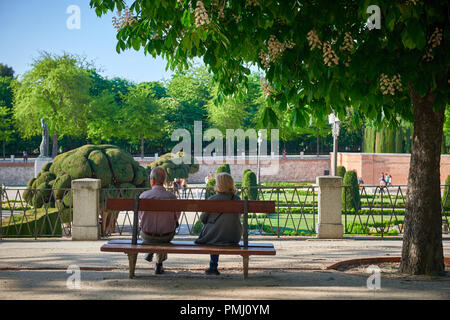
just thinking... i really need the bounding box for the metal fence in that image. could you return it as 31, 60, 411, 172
342, 185, 450, 236
99, 185, 317, 238
2, 184, 449, 238
0, 187, 72, 239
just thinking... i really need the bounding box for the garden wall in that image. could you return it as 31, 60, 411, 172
0, 162, 34, 186
333, 152, 450, 185
184, 157, 331, 183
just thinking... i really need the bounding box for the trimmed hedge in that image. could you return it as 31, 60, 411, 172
342, 170, 361, 211
242, 169, 258, 200
215, 163, 231, 176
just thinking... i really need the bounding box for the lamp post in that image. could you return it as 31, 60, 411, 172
328, 111, 341, 176
257, 130, 263, 185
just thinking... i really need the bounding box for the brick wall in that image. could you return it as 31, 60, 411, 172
334, 152, 450, 185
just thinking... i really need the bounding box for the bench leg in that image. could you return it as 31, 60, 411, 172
242, 255, 249, 280
127, 253, 138, 279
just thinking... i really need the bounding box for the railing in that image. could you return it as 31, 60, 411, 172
99, 185, 317, 238
342, 185, 450, 236
0, 187, 72, 238
2, 184, 448, 238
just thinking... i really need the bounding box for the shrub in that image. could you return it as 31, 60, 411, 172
337, 166, 346, 178
242, 169, 258, 200
342, 170, 361, 211
206, 177, 216, 198
444, 175, 450, 209
215, 163, 231, 176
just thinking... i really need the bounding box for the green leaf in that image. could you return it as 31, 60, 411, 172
401, 20, 426, 50
132, 38, 141, 51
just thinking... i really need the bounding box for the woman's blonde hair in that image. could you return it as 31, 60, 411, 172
214, 172, 236, 195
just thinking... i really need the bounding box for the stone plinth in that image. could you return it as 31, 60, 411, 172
71, 178, 101, 240
34, 156, 53, 177
316, 176, 344, 239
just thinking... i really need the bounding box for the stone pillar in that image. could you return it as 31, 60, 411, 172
34, 156, 52, 177
71, 178, 101, 240
316, 176, 343, 239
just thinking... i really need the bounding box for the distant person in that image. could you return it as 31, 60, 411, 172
173, 178, 180, 196
195, 173, 242, 275
180, 178, 188, 198
23, 151, 28, 163
379, 172, 386, 187
358, 176, 364, 186
386, 174, 392, 186
205, 172, 213, 184
138, 167, 180, 274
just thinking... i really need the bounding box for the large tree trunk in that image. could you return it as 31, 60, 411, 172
52, 135, 58, 158
399, 85, 445, 275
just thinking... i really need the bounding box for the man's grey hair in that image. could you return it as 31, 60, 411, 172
150, 166, 166, 185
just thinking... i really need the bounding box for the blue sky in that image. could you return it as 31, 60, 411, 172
0, 0, 175, 83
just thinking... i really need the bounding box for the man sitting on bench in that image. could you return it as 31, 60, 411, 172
138, 166, 180, 274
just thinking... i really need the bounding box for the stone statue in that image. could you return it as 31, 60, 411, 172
39, 118, 49, 158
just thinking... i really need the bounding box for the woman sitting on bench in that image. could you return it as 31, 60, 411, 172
195, 172, 242, 275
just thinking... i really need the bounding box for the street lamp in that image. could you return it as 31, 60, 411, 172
257, 130, 263, 185
328, 111, 341, 176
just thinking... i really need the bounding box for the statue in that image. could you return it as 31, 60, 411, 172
39, 118, 49, 158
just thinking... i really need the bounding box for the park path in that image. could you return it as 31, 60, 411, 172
0, 238, 449, 299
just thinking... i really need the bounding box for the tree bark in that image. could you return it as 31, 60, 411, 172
399, 85, 445, 275
52, 134, 58, 158
316, 135, 320, 156
141, 133, 144, 159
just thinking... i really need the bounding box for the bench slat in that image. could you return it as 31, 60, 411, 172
101, 243, 276, 256
106, 239, 274, 248
106, 198, 275, 214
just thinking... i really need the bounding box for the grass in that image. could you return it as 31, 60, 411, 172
1, 207, 69, 237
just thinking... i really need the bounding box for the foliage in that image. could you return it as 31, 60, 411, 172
12, 53, 92, 156
149, 152, 200, 183
215, 163, 230, 176
444, 175, 450, 209
205, 176, 216, 198
0, 64, 14, 78
342, 170, 361, 212
22, 145, 149, 210
242, 169, 258, 200
336, 166, 346, 178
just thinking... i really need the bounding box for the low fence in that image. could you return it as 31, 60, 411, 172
0, 187, 72, 238
1, 184, 449, 238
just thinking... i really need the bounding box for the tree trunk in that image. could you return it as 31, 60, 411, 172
141, 133, 144, 159
52, 135, 58, 158
316, 135, 320, 156
399, 85, 445, 275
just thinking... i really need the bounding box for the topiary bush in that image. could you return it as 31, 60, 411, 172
148, 152, 199, 183
205, 177, 216, 199
215, 163, 231, 176
242, 169, 258, 200
342, 170, 361, 212
23, 144, 150, 235
337, 166, 346, 178
443, 175, 450, 209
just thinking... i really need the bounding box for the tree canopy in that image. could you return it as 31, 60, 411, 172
90, 0, 449, 275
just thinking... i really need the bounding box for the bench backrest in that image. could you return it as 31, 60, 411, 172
105, 197, 275, 248
106, 198, 275, 213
